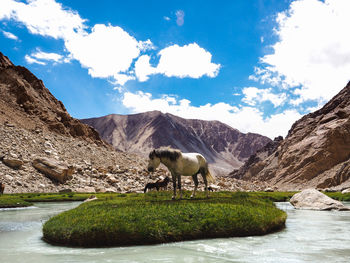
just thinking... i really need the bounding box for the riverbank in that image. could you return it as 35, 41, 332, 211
42, 191, 287, 247
1, 191, 350, 208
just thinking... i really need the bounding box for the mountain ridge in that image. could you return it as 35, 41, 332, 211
81, 111, 271, 174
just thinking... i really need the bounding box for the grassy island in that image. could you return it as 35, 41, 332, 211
42, 191, 287, 247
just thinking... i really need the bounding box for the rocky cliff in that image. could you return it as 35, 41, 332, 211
0, 52, 102, 143
81, 111, 271, 174
231, 82, 350, 191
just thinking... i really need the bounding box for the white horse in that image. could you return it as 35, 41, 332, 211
147, 147, 215, 199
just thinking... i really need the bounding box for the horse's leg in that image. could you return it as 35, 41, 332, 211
171, 173, 177, 200
201, 169, 209, 198
177, 174, 182, 199
190, 174, 199, 198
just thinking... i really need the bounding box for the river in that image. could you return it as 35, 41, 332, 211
1, 202, 350, 263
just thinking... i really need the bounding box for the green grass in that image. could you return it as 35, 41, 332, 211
324, 192, 350, 201
0, 195, 32, 208
42, 191, 287, 247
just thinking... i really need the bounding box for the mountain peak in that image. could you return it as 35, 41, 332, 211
0, 52, 14, 68
82, 111, 271, 174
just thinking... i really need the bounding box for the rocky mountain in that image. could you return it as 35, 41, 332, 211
0, 52, 160, 194
231, 82, 350, 191
0, 52, 101, 143
0, 52, 264, 193
81, 111, 271, 174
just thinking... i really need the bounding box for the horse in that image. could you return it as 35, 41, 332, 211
0, 182, 5, 194
144, 176, 170, 193
147, 147, 215, 199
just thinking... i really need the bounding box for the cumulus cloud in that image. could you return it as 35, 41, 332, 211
242, 87, 287, 107
134, 43, 221, 81
0, 0, 86, 40
0, 0, 152, 85
252, 0, 350, 104
175, 10, 185, 26
134, 55, 157, 82
2, 30, 18, 40
157, 43, 220, 78
0, 1, 219, 85
122, 91, 302, 138
65, 24, 141, 83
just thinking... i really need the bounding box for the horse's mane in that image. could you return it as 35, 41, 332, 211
149, 147, 182, 161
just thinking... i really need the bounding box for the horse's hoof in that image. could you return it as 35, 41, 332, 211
171, 196, 175, 200
190, 195, 194, 199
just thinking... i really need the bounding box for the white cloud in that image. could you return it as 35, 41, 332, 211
0, 0, 151, 85
2, 30, 18, 40
134, 43, 220, 81
242, 87, 287, 107
32, 50, 63, 62
138, 39, 155, 51
0, 0, 86, 40
253, 0, 350, 104
24, 54, 46, 65
24, 49, 67, 65
0, 1, 220, 86
134, 55, 157, 82
156, 43, 220, 78
163, 16, 170, 21
64, 24, 142, 83
176, 10, 185, 26
122, 91, 302, 138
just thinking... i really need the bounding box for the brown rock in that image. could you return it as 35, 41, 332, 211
2, 157, 24, 169
32, 157, 74, 183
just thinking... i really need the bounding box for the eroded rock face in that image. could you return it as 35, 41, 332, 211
0, 52, 103, 144
290, 189, 350, 211
81, 111, 271, 175
230, 82, 350, 190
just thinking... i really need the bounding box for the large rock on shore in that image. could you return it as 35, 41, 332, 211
32, 157, 74, 183
290, 189, 350, 211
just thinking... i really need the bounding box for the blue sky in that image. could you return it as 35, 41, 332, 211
1, 0, 349, 138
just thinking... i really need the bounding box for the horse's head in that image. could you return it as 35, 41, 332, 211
147, 150, 160, 172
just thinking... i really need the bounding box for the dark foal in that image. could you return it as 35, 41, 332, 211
0, 182, 5, 194
144, 176, 170, 193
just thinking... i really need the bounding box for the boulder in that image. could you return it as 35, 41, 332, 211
75, 186, 95, 193
342, 188, 350, 194
1, 157, 24, 169
84, 195, 98, 202
264, 187, 274, 192
290, 189, 350, 211
32, 157, 74, 183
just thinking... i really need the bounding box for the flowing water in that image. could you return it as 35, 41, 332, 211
1, 202, 350, 263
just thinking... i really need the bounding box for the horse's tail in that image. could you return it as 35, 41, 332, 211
204, 162, 215, 184
206, 169, 216, 184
